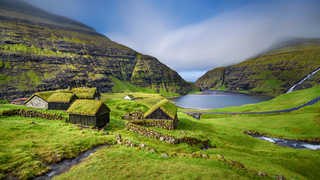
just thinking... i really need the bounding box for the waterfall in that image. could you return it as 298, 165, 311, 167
287, 67, 320, 93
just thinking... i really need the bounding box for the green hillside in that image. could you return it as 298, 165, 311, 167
1, 87, 320, 179
0, 0, 192, 100
196, 39, 320, 96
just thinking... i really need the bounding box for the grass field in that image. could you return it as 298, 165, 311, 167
0, 115, 113, 179
1, 87, 320, 179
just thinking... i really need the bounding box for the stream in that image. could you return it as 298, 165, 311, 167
287, 67, 320, 93
34, 145, 106, 180
250, 135, 320, 150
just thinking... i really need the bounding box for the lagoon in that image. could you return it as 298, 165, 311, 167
172, 90, 270, 110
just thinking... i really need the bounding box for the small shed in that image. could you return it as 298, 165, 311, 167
124, 94, 134, 101
144, 99, 178, 128
72, 87, 100, 100
67, 99, 110, 128
24, 91, 54, 109
47, 93, 77, 110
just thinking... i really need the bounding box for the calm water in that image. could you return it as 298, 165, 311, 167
172, 90, 270, 110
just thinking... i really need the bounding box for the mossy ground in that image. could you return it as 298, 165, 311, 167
0, 115, 113, 180
1, 87, 320, 179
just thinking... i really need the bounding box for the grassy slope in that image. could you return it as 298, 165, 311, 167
111, 78, 180, 97
196, 41, 320, 96
57, 88, 320, 180
0, 115, 113, 179
1, 87, 320, 179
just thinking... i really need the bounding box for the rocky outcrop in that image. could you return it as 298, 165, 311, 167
0, 0, 192, 100
196, 38, 320, 96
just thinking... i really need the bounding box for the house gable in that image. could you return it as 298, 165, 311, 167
25, 96, 48, 109
145, 108, 172, 120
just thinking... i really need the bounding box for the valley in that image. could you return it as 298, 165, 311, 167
1, 0, 320, 180
1, 86, 320, 180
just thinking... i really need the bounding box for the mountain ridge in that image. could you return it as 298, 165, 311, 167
195, 38, 320, 96
0, 0, 192, 100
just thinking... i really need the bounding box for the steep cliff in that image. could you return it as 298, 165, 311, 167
196, 38, 320, 96
0, 0, 192, 99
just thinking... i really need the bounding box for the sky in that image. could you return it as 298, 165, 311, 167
28, 0, 320, 82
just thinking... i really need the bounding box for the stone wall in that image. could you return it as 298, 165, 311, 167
126, 122, 211, 149
130, 119, 175, 130
1, 109, 66, 120
126, 122, 179, 144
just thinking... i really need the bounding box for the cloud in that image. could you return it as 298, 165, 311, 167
27, 0, 320, 81
107, 1, 320, 81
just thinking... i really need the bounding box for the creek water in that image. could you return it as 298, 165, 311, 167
250, 135, 320, 150
172, 90, 270, 110
33, 145, 106, 180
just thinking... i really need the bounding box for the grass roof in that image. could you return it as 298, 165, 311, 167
67, 99, 109, 116
144, 99, 177, 119
72, 87, 97, 99
24, 91, 56, 104
25, 87, 98, 104
47, 93, 75, 103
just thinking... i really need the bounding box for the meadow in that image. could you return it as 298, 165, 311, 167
1, 87, 320, 179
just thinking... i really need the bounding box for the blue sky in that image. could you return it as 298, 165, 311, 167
29, 0, 320, 81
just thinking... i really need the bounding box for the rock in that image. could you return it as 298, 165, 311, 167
258, 171, 267, 177
170, 152, 178, 157
131, 143, 137, 147
150, 148, 156, 153
115, 134, 122, 141
139, 144, 146, 148
162, 153, 169, 158
160, 137, 165, 141
229, 160, 245, 169
217, 154, 225, 161
274, 175, 286, 180
201, 154, 209, 159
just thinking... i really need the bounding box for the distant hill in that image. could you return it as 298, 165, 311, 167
0, 0, 192, 99
195, 38, 320, 96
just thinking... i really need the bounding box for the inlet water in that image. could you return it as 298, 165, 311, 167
172, 90, 270, 110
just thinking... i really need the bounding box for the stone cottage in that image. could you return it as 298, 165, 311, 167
67, 99, 110, 128
143, 99, 178, 129
47, 93, 77, 110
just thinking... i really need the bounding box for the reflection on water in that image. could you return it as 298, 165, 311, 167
172, 90, 270, 110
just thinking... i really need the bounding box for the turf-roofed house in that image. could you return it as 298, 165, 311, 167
143, 99, 179, 129
47, 93, 77, 110
24, 91, 56, 109
72, 87, 100, 100
67, 99, 110, 128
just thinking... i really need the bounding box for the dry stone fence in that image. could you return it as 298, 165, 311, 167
1, 109, 66, 120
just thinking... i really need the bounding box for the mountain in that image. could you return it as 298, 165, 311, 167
195, 38, 320, 96
0, 0, 192, 99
